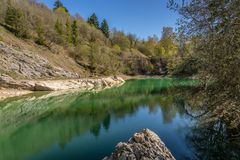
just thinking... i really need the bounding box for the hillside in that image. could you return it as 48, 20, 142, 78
0, 26, 84, 79
0, 0, 178, 80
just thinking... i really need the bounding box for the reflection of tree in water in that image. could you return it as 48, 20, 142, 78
89, 114, 111, 137
103, 114, 111, 131
182, 89, 240, 160
90, 123, 101, 137
187, 120, 240, 160
159, 96, 186, 124
0, 79, 197, 160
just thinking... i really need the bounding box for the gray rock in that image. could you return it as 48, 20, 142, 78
104, 129, 175, 160
0, 74, 14, 83
0, 76, 125, 92
0, 41, 79, 79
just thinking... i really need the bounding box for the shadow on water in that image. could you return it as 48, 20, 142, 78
0, 78, 239, 160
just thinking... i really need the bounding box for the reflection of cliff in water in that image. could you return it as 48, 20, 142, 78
0, 79, 193, 160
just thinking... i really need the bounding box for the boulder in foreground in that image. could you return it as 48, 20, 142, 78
104, 129, 175, 160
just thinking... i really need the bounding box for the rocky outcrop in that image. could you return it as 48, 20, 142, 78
104, 129, 175, 160
33, 77, 125, 91
0, 75, 124, 91
0, 41, 79, 79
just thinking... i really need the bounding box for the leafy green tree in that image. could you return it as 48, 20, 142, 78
65, 19, 72, 43
55, 19, 63, 35
100, 19, 110, 38
111, 30, 130, 50
168, 0, 240, 130
71, 20, 78, 45
127, 34, 137, 48
87, 13, 99, 29
4, 2, 28, 38
35, 24, 46, 46
53, 0, 68, 13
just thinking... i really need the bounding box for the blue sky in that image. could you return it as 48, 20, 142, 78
37, 0, 179, 39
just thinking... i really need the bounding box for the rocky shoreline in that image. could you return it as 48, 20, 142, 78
104, 129, 175, 160
0, 74, 125, 100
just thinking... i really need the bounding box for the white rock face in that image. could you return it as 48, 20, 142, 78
0, 75, 125, 91
104, 129, 175, 160
0, 42, 79, 79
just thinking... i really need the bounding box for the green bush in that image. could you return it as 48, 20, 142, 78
4, 3, 29, 38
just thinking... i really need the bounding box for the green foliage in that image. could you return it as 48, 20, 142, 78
127, 34, 137, 48
111, 31, 130, 50
172, 56, 198, 76
55, 19, 63, 35
159, 37, 177, 59
169, 0, 240, 130
4, 2, 28, 38
71, 20, 78, 45
112, 45, 121, 54
87, 13, 99, 29
0, 0, 184, 77
170, 0, 240, 94
65, 19, 72, 43
100, 19, 110, 38
35, 24, 46, 46
89, 43, 98, 74
53, 0, 68, 13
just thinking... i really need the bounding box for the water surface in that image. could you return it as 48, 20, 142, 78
0, 79, 199, 160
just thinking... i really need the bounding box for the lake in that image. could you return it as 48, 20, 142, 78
0, 79, 237, 160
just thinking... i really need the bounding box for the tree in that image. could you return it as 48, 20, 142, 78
111, 30, 130, 50
87, 13, 99, 29
53, 0, 68, 13
55, 19, 63, 35
161, 27, 174, 40
168, 0, 240, 131
71, 20, 78, 45
89, 43, 98, 74
65, 19, 71, 43
35, 23, 46, 46
4, 2, 28, 38
127, 34, 137, 48
101, 19, 110, 38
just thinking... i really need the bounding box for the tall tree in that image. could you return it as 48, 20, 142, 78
168, 0, 240, 131
127, 34, 137, 48
87, 13, 99, 29
55, 19, 63, 35
53, 0, 68, 13
71, 20, 78, 45
53, 0, 63, 9
65, 19, 71, 43
161, 27, 174, 40
36, 26, 46, 45
35, 20, 46, 46
100, 19, 110, 38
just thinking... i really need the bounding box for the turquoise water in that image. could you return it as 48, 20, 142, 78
0, 79, 198, 160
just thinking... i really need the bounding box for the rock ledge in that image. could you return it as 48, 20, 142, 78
104, 129, 175, 160
0, 74, 124, 91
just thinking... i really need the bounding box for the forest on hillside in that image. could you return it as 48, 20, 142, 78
0, 0, 186, 76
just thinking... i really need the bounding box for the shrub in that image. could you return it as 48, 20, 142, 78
4, 3, 29, 38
